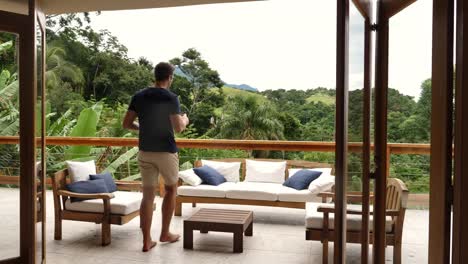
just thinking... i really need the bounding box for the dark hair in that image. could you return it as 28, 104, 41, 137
154, 62, 175, 82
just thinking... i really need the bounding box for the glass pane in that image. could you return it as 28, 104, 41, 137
0, 32, 20, 259
36, 20, 45, 263
347, 3, 367, 261
388, 1, 432, 262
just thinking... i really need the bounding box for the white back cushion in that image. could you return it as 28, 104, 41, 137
201, 160, 241, 182
308, 175, 335, 194
245, 159, 286, 184
179, 169, 203, 186
66, 160, 96, 183
288, 167, 333, 177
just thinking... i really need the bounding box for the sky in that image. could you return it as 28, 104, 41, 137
89, 0, 432, 100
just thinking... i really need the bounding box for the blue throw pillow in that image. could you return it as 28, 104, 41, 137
66, 179, 109, 203
283, 170, 322, 190
193, 165, 226, 186
90, 172, 117, 193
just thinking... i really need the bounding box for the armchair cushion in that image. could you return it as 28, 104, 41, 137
66, 160, 96, 182
90, 172, 117, 192
193, 165, 226, 186
66, 179, 109, 203
64, 191, 145, 215
283, 170, 322, 190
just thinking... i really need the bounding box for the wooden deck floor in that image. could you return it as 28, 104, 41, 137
0, 188, 428, 263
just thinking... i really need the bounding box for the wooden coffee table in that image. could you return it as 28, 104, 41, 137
183, 208, 253, 253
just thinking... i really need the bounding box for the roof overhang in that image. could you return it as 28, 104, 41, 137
0, 0, 261, 15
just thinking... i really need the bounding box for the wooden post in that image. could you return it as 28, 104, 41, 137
361, 16, 373, 264
374, 1, 389, 262
18, 1, 38, 263
335, 0, 349, 263
429, 0, 454, 263
453, 0, 468, 262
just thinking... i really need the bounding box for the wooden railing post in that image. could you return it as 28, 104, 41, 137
386, 145, 391, 179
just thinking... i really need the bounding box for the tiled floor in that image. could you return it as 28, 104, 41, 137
0, 188, 428, 263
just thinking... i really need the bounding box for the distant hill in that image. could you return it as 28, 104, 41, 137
221, 86, 266, 101
306, 92, 335, 105
224, 83, 258, 92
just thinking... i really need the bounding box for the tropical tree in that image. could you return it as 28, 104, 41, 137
170, 48, 225, 135
215, 95, 284, 141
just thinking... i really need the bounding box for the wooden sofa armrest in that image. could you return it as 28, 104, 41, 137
57, 190, 114, 200
317, 207, 400, 217
115, 181, 142, 191
317, 192, 374, 203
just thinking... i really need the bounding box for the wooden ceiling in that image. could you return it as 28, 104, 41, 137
0, 0, 259, 15
0, 0, 418, 20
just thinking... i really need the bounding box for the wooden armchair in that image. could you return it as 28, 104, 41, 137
51, 168, 147, 246
305, 178, 409, 264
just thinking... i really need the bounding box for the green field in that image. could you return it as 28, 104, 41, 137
306, 92, 335, 105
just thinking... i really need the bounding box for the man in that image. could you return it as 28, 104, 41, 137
123, 62, 189, 252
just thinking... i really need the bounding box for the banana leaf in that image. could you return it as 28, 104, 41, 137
0, 70, 10, 90
0, 41, 12, 53
121, 173, 141, 181
103, 147, 138, 173
64, 103, 103, 160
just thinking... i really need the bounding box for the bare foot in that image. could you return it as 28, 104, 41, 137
142, 241, 157, 252
160, 232, 180, 243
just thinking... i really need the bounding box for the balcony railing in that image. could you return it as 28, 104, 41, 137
0, 136, 430, 207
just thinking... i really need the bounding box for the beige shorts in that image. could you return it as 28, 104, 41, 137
137, 151, 179, 187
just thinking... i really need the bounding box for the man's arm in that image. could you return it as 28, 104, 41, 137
122, 110, 139, 131
170, 113, 189, 133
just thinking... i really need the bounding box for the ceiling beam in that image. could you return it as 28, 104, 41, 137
41, 0, 261, 15
352, 0, 372, 20
383, 0, 418, 19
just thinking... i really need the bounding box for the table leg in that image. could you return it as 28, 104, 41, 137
245, 222, 253, 236
183, 224, 193, 249
233, 231, 243, 253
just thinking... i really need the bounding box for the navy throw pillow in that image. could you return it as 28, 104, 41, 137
283, 170, 322, 190
193, 165, 226, 186
66, 179, 109, 203
90, 172, 117, 193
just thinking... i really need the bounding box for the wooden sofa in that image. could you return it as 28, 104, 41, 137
52, 168, 150, 246
305, 178, 409, 264
175, 158, 334, 216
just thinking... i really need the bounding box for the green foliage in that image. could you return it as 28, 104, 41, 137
64, 103, 103, 160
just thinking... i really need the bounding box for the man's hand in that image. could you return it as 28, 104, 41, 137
171, 113, 189, 133
122, 110, 139, 131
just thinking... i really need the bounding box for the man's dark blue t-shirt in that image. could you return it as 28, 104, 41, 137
128, 87, 181, 153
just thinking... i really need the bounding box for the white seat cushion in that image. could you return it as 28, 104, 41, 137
177, 182, 236, 198
277, 186, 316, 202
225, 182, 283, 201
65, 191, 144, 215
305, 203, 393, 232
